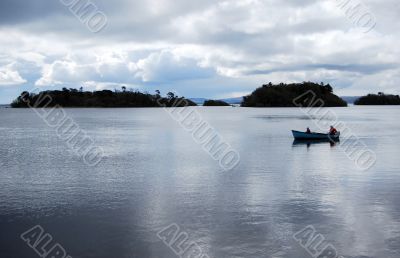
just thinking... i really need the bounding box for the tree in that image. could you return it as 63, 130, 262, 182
154, 90, 161, 99
324, 84, 333, 93
122, 86, 127, 92
167, 92, 175, 99
20, 91, 30, 103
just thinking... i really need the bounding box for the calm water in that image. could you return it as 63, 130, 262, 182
0, 107, 399, 258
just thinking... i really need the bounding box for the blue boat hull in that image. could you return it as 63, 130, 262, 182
292, 130, 340, 140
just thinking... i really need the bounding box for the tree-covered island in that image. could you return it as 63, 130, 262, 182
354, 92, 400, 105
203, 100, 231, 106
241, 82, 347, 107
11, 88, 197, 108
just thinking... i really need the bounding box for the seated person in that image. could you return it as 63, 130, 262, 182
306, 127, 311, 134
329, 126, 338, 135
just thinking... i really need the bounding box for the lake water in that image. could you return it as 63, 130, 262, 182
0, 106, 399, 258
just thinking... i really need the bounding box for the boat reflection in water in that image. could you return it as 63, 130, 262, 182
292, 138, 339, 148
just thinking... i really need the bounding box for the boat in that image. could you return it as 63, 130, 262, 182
292, 130, 340, 140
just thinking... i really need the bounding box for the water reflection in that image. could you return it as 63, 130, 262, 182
293, 139, 339, 148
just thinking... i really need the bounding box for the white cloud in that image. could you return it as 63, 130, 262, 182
35, 53, 134, 86
0, 64, 27, 86
34, 49, 216, 87
135, 50, 215, 82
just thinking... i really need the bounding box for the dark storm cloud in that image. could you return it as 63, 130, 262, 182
0, 0, 65, 25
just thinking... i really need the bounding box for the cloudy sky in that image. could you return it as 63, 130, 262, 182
0, 0, 399, 103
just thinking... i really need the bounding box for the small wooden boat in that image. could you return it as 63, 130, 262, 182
292, 130, 340, 140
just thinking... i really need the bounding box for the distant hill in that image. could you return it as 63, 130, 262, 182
340, 96, 360, 104
355, 93, 400, 105
221, 97, 243, 104
242, 82, 347, 107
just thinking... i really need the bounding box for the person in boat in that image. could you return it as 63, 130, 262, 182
306, 127, 311, 134
329, 126, 338, 135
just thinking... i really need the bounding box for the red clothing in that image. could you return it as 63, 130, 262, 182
330, 128, 337, 135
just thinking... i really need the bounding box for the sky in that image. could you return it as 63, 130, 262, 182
0, 0, 399, 104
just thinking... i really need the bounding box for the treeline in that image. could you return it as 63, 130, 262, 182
11, 88, 197, 108
355, 93, 400, 105
241, 82, 347, 107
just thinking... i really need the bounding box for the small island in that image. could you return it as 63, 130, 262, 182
11, 88, 197, 108
203, 100, 231, 106
354, 92, 400, 105
241, 82, 347, 107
